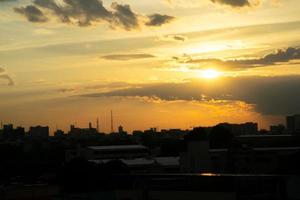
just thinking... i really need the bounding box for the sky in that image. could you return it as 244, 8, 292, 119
1, 0, 300, 133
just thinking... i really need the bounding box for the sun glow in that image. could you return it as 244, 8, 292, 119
201, 69, 221, 79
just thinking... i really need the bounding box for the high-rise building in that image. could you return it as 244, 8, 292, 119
286, 114, 300, 134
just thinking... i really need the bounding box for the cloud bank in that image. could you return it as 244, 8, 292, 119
80, 76, 300, 115
14, 0, 175, 30
176, 47, 300, 70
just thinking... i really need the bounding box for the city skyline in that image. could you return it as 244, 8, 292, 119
1, 0, 300, 132
0, 114, 289, 135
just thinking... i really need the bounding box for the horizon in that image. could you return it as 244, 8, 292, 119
0, 118, 275, 135
1, 0, 300, 134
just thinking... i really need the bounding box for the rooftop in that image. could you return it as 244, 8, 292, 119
87, 145, 148, 151
209, 146, 300, 153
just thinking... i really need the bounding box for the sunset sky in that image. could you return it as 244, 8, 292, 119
1, 0, 300, 133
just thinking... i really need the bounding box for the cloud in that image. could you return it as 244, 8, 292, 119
110, 2, 139, 30
14, 5, 48, 22
0, 0, 17, 2
101, 53, 155, 61
210, 0, 251, 7
179, 47, 300, 70
165, 0, 261, 8
158, 34, 187, 42
145, 14, 175, 26
0, 67, 14, 86
80, 76, 300, 115
14, 0, 175, 30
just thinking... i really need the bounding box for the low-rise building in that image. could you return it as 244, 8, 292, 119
66, 145, 150, 161
28, 126, 49, 138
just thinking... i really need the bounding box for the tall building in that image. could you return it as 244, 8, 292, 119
118, 125, 124, 134
286, 114, 300, 134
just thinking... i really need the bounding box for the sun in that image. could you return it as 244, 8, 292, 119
201, 69, 221, 79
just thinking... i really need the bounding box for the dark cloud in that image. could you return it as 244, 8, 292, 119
14, 5, 48, 22
80, 76, 300, 115
110, 2, 139, 30
0, 67, 14, 86
181, 47, 300, 70
211, 0, 251, 7
145, 14, 175, 26
159, 34, 187, 42
101, 53, 155, 61
14, 0, 175, 30
0, 0, 17, 2
172, 35, 187, 41
33, 0, 111, 25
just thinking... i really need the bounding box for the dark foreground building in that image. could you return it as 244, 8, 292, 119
2, 174, 299, 200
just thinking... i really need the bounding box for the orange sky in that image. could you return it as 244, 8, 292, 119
1, 0, 300, 133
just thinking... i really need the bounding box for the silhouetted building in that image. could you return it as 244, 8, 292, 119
3, 124, 13, 139
2, 124, 25, 140
68, 124, 98, 137
270, 124, 285, 134
180, 130, 300, 174
118, 126, 127, 135
286, 114, 300, 134
29, 126, 49, 138
132, 130, 143, 135
144, 127, 157, 134
210, 146, 300, 174
66, 145, 150, 161
180, 140, 212, 173
118, 125, 124, 134
218, 122, 258, 136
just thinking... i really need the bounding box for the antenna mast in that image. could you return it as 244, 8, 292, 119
96, 117, 99, 133
111, 110, 114, 133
